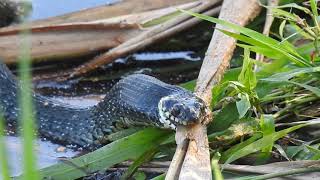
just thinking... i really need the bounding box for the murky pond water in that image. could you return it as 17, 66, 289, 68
2, 136, 79, 176
2, 0, 213, 177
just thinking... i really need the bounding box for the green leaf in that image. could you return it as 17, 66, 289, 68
279, 20, 287, 39
133, 171, 147, 180
286, 143, 320, 160
271, 8, 300, 22
18, 29, 39, 180
237, 44, 285, 60
265, 3, 311, 15
273, 144, 290, 161
180, 80, 196, 91
256, 115, 275, 164
211, 153, 224, 180
14, 128, 170, 180
261, 66, 320, 82
238, 49, 257, 91
288, 81, 320, 97
236, 93, 251, 119
151, 174, 165, 180
211, 67, 241, 105
208, 103, 239, 133
305, 144, 320, 160
310, 0, 319, 22
221, 133, 262, 163
209, 118, 259, 143
121, 148, 157, 180
223, 124, 307, 164
107, 127, 143, 141
260, 115, 275, 153
219, 28, 304, 64
180, 9, 312, 67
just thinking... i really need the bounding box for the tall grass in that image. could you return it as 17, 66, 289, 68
0, 1, 38, 179
17, 1, 39, 179
18, 27, 39, 180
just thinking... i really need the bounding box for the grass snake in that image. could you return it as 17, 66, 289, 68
0, 59, 208, 149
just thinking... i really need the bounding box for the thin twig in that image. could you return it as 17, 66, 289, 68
238, 167, 320, 180
165, 131, 189, 179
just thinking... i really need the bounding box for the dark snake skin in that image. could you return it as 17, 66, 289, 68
0, 60, 208, 149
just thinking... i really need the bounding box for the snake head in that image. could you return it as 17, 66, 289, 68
158, 94, 208, 129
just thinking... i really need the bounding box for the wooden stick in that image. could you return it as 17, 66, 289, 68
29, 6, 221, 81
166, 0, 261, 179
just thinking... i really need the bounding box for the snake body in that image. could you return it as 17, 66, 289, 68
0, 60, 207, 149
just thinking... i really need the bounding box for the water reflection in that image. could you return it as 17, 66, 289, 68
1, 136, 79, 176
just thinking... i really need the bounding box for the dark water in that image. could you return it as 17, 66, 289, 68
1, 136, 78, 176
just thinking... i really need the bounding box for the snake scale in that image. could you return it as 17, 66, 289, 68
0, 59, 208, 149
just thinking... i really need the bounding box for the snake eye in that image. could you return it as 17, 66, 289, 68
171, 106, 181, 117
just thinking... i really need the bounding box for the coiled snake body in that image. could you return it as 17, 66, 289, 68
0, 60, 208, 149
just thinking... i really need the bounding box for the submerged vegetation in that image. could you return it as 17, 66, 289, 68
1, 0, 320, 179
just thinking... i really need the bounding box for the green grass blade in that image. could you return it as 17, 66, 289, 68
18, 28, 39, 180
261, 66, 320, 82
310, 0, 319, 27
288, 81, 320, 97
271, 8, 300, 21
236, 93, 251, 119
279, 20, 287, 39
180, 9, 312, 67
211, 153, 224, 180
151, 174, 165, 180
208, 102, 239, 133
120, 148, 157, 179
310, 0, 319, 17
219, 29, 293, 60
218, 29, 269, 49
13, 128, 170, 180
265, 3, 311, 14
256, 115, 275, 164
223, 124, 307, 164
238, 49, 257, 91
221, 133, 262, 163
0, 115, 10, 180
237, 44, 284, 60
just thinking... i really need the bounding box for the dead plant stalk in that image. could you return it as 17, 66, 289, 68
165, 0, 261, 179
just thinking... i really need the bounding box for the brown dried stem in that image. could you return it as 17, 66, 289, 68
166, 0, 261, 179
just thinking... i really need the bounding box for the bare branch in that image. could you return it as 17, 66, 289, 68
167, 0, 261, 179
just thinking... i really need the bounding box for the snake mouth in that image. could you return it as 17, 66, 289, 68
158, 109, 177, 130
